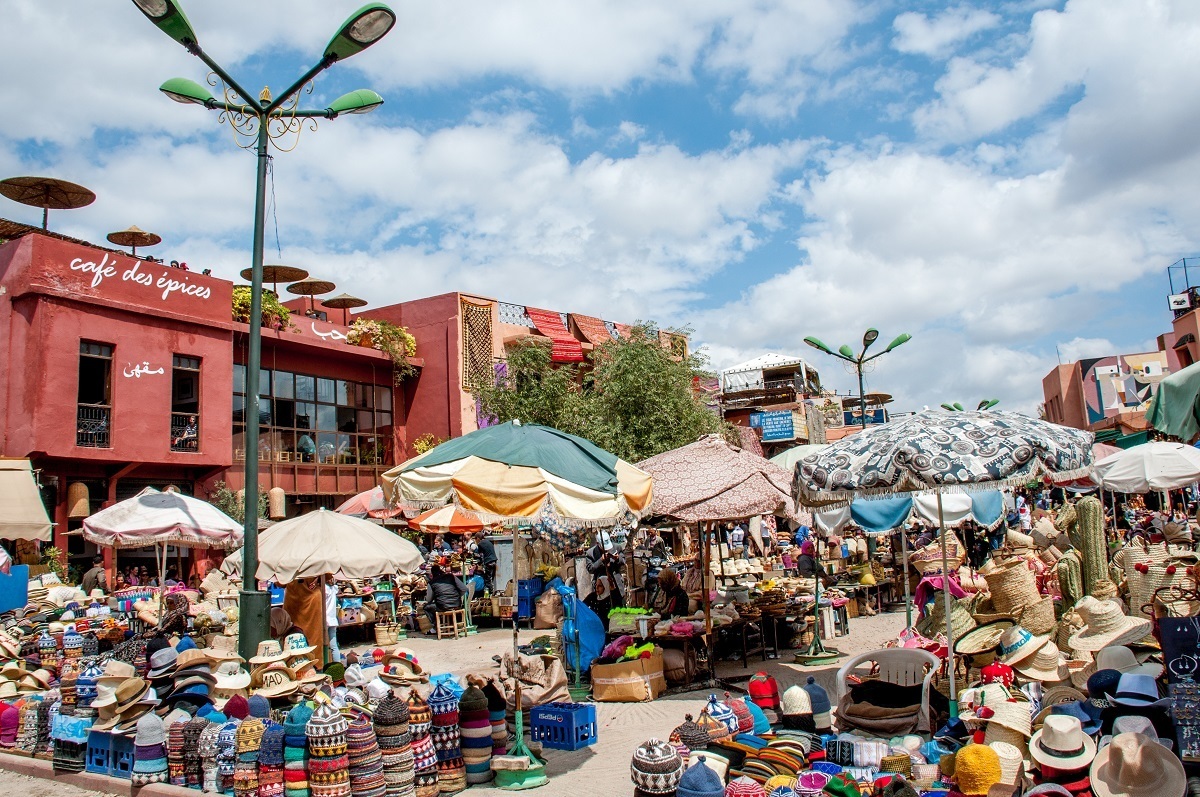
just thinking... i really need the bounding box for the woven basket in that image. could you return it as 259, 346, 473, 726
1125, 555, 1198, 643
1017, 596, 1057, 635
983, 560, 1040, 615
375, 623, 402, 647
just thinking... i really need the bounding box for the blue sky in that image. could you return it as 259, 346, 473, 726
3, 0, 1200, 414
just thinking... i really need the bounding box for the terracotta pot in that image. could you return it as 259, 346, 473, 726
358, 333, 374, 348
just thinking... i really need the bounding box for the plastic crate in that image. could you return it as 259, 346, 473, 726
517, 578, 545, 600
111, 733, 135, 778
85, 730, 112, 775
517, 594, 537, 619
530, 702, 597, 751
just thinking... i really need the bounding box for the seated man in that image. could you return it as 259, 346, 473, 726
422, 562, 468, 634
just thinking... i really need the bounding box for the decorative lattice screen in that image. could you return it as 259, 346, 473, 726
461, 299, 494, 390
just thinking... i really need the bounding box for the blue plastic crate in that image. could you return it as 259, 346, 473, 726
530, 702, 597, 751
517, 594, 537, 619
111, 733, 135, 778
517, 577, 545, 600
86, 730, 112, 775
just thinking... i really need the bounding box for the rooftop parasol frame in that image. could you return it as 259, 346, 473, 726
106, 225, 162, 256
0, 176, 96, 230
286, 277, 337, 315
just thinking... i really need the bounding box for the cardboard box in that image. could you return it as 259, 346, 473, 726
591, 649, 666, 702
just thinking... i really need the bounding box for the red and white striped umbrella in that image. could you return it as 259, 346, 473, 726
407, 505, 491, 535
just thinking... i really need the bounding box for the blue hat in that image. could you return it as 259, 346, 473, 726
1049, 700, 1101, 735
176, 636, 198, 653
803, 676, 831, 715
934, 718, 968, 741
743, 699, 771, 735
248, 694, 271, 718
676, 756, 725, 797
1086, 669, 1121, 702
1106, 672, 1171, 708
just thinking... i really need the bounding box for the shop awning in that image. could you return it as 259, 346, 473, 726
0, 459, 53, 541
570, 314, 613, 346
525, 307, 584, 362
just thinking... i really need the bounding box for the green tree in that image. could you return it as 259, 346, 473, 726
472, 325, 734, 462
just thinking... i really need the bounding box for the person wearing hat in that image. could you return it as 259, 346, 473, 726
1029, 714, 1098, 797
584, 532, 625, 632
1090, 732, 1185, 797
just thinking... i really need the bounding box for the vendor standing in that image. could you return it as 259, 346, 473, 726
283, 577, 327, 661
474, 532, 497, 593
81, 556, 107, 594
585, 532, 625, 631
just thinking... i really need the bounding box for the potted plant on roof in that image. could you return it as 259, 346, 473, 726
347, 318, 418, 383
232, 286, 293, 330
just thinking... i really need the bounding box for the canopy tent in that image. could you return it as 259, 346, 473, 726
769, 444, 828, 472
381, 420, 652, 526
82, 487, 242, 550
335, 486, 403, 519
813, 491, 1005, 535
794, 409, 1095, 709
720, 352, 813, 393
1147, 360, 1200, 442
638, 434, 796, 523
255, 509, 423, 583
1093, 441, 1200, 493
0, 459, 52, 541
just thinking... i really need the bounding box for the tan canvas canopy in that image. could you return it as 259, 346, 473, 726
0, 459, 52, 541
255, 508, 423, 583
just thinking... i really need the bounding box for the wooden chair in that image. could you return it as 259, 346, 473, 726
436, 609, 467, 640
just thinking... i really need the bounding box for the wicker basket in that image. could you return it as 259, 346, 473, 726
375, 623, 402, 646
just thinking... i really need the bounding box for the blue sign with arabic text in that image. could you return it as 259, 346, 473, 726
749, 410, 795, 442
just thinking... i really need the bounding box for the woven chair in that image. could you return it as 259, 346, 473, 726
835, 648, 939, 732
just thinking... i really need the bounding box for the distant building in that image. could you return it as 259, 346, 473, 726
1042, 351, 1171, 445
717, 354, 822, 455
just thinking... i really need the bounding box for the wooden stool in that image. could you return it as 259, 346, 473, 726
436, 609, 466, 639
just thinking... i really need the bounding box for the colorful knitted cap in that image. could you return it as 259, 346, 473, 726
237, 718, 266, 755
802, 677, 831, 715
726, 776, 767, 797
744, 699, 771, 736
260, 722, 286, 766
427, 682, 459, 715
696, 708, 730, 743
407, 692, 432, 727
373, 693, 410, 728
677, 756, 725, 797
225, 694, 251, 720
673, 714, 711, 751
726, 694, 755, 734
707, 694, 738, 734
630, 737, 684, 795
748, 672, 781, 711
248, 694, 271, 718
459, 685, 487, 715
284, 703, 314, 740
307, 703, 349, 739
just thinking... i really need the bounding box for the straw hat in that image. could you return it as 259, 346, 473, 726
255, 665, 300, 699
97, 659, 136, 688
202, 635, 244, 662
990, 741, 1023, 786
1068, 598, 1151, 653
114, 677, 151, 712
918, 597, 978, 641
1089, 733, 1185, 797
249, 639, 287, 664
984, 702, 1033, 739
1041, 686, 1087, 708
1029, 714, 1097, 771
1017, 597, 1057, 636
1014, 640, 1069, 684
997, 627, 1049, 666
1091, 646, 1163, 679
0, 681, 17, 699
956, 620, 1016, 657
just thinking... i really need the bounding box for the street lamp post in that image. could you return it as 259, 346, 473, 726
133, 0, 394, 661
804, 329, 912, 430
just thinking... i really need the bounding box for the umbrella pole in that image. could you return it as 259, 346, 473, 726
900, 529, 913, 629
701, 522, 713, 684
937, 490, 958, 716
322, 575, 329, 668
512, 532, 519, 665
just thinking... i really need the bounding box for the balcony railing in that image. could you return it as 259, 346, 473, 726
171, 412, 200, 452
76, 404, 111, 448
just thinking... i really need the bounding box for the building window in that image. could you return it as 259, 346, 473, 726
171, 355, 201, 452
233, 364, 393, 466
77, 342, 113, 448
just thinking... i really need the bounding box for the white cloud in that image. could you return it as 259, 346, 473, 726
892, 6, 1000, 59
1056, 337, 1118, 362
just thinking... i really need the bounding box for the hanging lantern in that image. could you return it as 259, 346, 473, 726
67, 482, 90, 519
268, 487, 287, 520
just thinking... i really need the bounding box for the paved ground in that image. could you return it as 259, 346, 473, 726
0, 610, 907, 797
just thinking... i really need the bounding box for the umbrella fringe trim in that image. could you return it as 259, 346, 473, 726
390, 495, 635, 530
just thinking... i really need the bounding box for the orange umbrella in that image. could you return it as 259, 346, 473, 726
407, 505, 491, 535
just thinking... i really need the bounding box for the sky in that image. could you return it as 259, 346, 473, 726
3, 0, 1200, 415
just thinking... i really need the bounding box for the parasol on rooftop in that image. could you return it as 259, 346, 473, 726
241, 264, 309, 295
286, 277, 336, 316
0, 176, 96, 230
106, 225, 162, 257
321, 292, 367, 325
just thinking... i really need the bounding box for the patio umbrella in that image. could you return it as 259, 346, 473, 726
1147, 360, 1200, 442
0, 175, 95, 229
335, 486, 403, 519
1093, 441, 1200, 493
769, 443, 829, 472
408, 505, 489, 535
106, 225, 161, 257
795, 409, 1094, 707
255, 508, 423, 582
240, 264, 309, 295
286, 277, 336, 316
0, 459, 53, 542
321, 293, 368, 325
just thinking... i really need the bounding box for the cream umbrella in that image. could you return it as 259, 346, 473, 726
255, 508, 422, 582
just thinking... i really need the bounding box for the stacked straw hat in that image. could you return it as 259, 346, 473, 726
997, 626, 1049, 667
1014, 639, 1070, 684
259, 722, 287, 797
407, 690, 438, 797
346, 715, 386, 797
132, 711, 170, 786
1068, 598, 1152, 653
427, 681, 465, 793
283, 703, 314, 797
458, 683, 492, 785
630, 737, 685, 795
373, 693, 415, 797
306, 704, 350, 797
982, 702, 1033, 756
482, 680, 507, 757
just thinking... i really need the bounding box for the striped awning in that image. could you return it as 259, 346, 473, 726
525, 307, 584, 362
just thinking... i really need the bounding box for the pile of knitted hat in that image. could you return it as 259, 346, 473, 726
260, 722, 287, 797
407, 691, 438, 797
482, 680, 507, 756
347, 714, 386, 797
198, 712, 226, 793
306, 703, 351, 797
132, 711, 170, 786
284, 703, 314, 797
187, 714, 213, 788
428, 682, 466, 794
457, 682, 493, 785
235, 716, 267, 797
218, 717, 242, 793
76, 661, 103, 712
373, 693, 415, 797
167, 711, 190, 786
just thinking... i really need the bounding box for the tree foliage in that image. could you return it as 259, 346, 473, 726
473, 325, 735, 463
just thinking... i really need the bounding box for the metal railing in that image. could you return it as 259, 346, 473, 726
76, 404, 111, 448
171, 412, 200, 452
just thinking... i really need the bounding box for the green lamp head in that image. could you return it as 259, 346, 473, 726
862, 328, 880, 348
940, 403, 956, 411
325, 3, 396, 61
327, 89, 385, 116
978, 399, 1000, 411
884, 332, 912, 353
803, 336, 834, 356
160, 77, 215, 106
838, 344, 856, 360
131, 0, 199, 47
